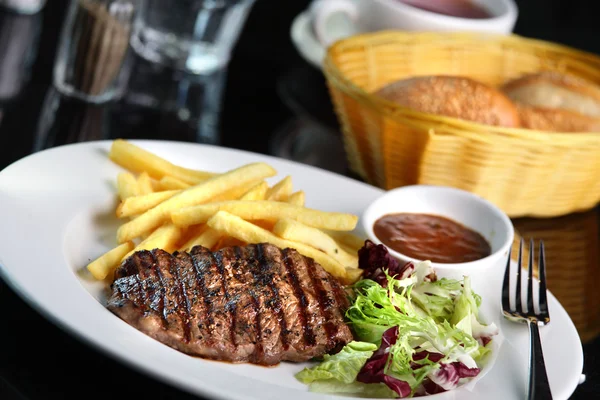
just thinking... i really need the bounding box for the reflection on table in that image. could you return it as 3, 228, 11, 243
512, 207, 600, 344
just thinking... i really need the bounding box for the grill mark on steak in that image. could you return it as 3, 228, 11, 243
249, 245, 282, 364
255, 244, 290, 351
306, 257, 337, 349
189, 247, 215, 343
162, 250, 192, 343
148, 251, 170, 327
110, 253, 141, 306
281, 247, 316, 347
331, 280, 351, 314
234, 246, 263, 363
115, 256, 134, 279
132, 251, 166, 327
264, 249, 302, 358
212, 250, 237, 348
174, 251, 205, 343
128, 252, 152, 311
111, 275, 140, 306
284, 248, 328, 354
224, 246, 261, 363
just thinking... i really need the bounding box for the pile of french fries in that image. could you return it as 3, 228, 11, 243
86, 139, 365, 284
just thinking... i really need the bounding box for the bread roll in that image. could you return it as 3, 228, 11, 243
517, 104, 600, 133
374, 75, 521, 128
502, 71, 600, 132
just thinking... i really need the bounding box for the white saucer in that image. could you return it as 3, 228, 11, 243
291, 10, 326, 70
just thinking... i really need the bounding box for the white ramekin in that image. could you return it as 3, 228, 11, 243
361, 185, 514, 294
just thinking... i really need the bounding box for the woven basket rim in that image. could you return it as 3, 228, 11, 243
324, 30, 600, 141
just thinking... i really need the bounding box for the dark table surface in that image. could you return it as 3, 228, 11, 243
0, 1, 599, 399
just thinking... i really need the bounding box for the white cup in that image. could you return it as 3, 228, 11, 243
309, 0, 518, 47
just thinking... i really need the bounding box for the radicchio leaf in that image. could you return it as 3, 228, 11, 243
421, 379, 446, 395
358, 240, 414, 286
428, 362, 480, 390
382, 376, 412, 398
356, 326, 412, 398
454, 362, 480, 378
411, 350, 444, 370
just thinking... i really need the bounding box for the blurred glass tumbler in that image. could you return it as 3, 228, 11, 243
53, 0, 136, 103
0, 0, 46, 14
0, 10, 41, 103
131, 0, 255, 74
129, 0, 256, 144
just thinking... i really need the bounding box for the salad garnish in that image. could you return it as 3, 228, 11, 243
296, 240, 499, 398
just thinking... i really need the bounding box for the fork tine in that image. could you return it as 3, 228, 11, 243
502, 247, 512, 312
527, 238, 535, 314
501, 238, 553, 398
516, 238, 523, 312
538, 241, 549, 318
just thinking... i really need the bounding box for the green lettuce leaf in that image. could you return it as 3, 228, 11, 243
411, 278, 463, 322
296, 266, 497, 398
450, 276, 478, 332
295, 341, 378, 384
471, 340, 492, 363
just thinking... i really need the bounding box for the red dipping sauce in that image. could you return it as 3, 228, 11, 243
399, 0, 492, 19
373, 213, 491, 263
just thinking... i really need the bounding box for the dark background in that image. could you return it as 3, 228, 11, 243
0, 0, 599, 399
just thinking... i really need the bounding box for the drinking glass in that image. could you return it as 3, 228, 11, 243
123, 52, 228, 144
53, 0, 137, 103
0, 10, 41, 103
131, 0, 255, 74
130, 0, 256, 144
0, 0, 46, 14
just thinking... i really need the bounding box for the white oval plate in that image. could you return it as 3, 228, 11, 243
0, 140, 583, 400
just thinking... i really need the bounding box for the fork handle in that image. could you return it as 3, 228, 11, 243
528, 321, 553, 400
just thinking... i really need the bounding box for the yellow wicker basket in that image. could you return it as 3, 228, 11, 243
324, 31, 600, 218
512, 208, 600, 343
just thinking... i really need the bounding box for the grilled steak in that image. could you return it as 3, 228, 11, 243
106, 243, 353, 365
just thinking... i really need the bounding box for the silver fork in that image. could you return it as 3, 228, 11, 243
502, 238, 553, 400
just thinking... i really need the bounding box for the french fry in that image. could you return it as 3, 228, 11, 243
158, 176, 191, 190
207, 211, 347, 281
117, 163, 277, 243
116, 190, 180, 218
240, 181, 269, 201
136, 172, 154, 195
122, 223, 184, 260
87, 241, 135, 280
117, 172, 139, 200
273, 219, 358, 267
325, 230, 366, 252
218, 236, 246, 249
249, 219, 275, 231
180, 226, 222, 252
109, 139, 217, 184
345, 267, 364, 283
174, 224, 204, 251
172, 200, 358, 231
286, 191, 305, 206
208, 179, 263, 202
266, 175, 293, 201
339, 242, 359, 257
150, 178, 163, 192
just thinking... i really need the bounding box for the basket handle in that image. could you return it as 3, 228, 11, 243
309, 0, 360, 47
